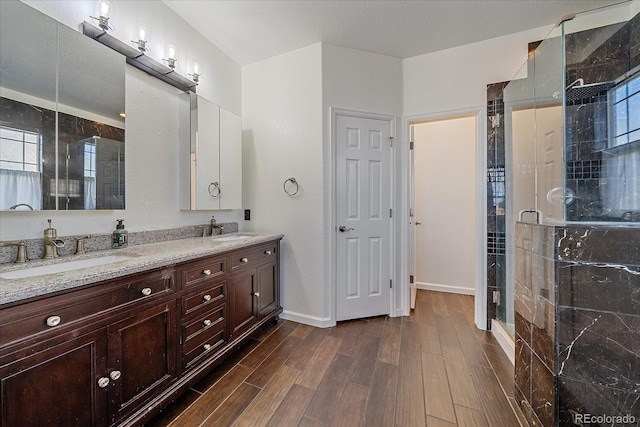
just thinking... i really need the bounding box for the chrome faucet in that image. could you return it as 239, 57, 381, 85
43, 219, 64, 259
210, 216, 224, 235
1, 241, 29, 263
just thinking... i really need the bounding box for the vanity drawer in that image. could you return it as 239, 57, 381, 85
181, 256, 225, 287
183, 311, 227, 367
229, 242, 278, 272
182, 280, 226, 316
182, 303, 226, 353
0, 268, 175, 347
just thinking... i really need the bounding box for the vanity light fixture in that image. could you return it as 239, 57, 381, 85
189, 60, 202, 85
164, 43, 177, 69
83, 21, 197, 93
132, 21, 150, 53
91, 0, 112, 31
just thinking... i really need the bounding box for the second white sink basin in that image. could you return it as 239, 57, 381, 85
0, 255, 135, 280
214, 235, 252, 242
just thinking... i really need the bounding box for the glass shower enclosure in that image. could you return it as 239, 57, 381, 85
497, 0, 640, 338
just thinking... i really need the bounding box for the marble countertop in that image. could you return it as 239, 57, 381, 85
0, 232, 283, 306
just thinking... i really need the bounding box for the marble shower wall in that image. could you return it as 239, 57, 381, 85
515, 222, 640, 426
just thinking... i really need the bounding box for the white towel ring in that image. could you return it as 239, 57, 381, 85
283, 177, 299, 196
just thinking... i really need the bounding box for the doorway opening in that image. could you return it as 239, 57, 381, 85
406, 109, 486, 329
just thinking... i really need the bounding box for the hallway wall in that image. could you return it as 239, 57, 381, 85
413, 117, 476, 295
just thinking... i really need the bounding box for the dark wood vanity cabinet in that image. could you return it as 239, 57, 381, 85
228, 241, 280, 338
0, 268, 177, 427
0, 238, 281, 427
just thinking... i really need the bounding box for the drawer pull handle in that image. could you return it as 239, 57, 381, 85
240, 257, 249, 263
203, 294, 212, 302
265, 250, 272, 255
203, 269, 211, 276
46, 316, 61, 327
203, 319, 212, 327
254, 292, 260, 297
109, 370, 122, 381
141, 287, 152, 296
98, 377, 110, 388
203, 344, 212, 351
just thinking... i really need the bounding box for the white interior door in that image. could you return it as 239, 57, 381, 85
336, 114, 392, 321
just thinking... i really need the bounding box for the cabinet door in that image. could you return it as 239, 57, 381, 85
106, 301, 178, 424
0, 329, 107, 427
256, 261, 279, 319
229, 270, 257, 337
219, 107, 242, 209
195, 96, 221, 210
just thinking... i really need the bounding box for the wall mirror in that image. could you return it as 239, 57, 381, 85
0, 0, 125, 211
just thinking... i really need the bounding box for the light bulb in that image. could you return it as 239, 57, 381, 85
138, 27, 146, 41
168, 45, 176, 60
100, 0, 110, 17
193, 63, 200, 74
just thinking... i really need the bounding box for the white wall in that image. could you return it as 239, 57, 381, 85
413, 117, 476, 295
242, 44, 326, 324
403, 27, 553, 117
0, 1, 242, 241
321, 44, 403, 317
241, 43, 402, 325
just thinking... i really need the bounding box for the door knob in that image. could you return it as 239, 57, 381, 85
338, 226, 354, 232
415, 221, 422, 226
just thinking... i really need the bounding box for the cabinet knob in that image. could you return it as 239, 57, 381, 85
253, 292, 260, 297
240, 257, 249, 263
141, 287, 152, 296
203, 319, 212, 327
109, 370, 122, 381
203, 269, 211, 276
203, 344, 212, 351
203, 294, 212, 302
264, 250, 272, 255
46, 315, 61, 327
98, 377, 110, 388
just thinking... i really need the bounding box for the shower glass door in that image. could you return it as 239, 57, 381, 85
500, 24, 565, 338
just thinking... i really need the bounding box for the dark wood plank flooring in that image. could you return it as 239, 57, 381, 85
147, 290, 523, 427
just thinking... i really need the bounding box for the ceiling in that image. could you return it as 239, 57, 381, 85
163, 0, 625, 66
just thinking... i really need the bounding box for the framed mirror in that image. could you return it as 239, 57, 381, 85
0, 0, 125, 211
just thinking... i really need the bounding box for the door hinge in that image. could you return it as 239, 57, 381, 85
390, 279, 393, 289
409, 140, 414, 150
389, 208, 393, 218
493, 290, 500, 305
389, 136, 394, 147
410, 275, 414, 284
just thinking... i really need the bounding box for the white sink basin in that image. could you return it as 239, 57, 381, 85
214, 235, 252, 242
0, 255, 135, 279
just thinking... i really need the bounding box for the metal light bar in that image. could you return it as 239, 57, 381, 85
82, 21, 196, 93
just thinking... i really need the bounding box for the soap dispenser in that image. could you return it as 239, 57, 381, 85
112, 219, 129, 248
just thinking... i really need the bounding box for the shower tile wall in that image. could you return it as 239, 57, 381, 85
515, 223, 640, 426
565, 14, 639, 222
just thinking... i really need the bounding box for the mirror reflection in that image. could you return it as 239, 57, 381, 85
0, 0, 125, 211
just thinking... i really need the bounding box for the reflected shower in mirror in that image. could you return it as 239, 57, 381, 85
0, 0, 125, 211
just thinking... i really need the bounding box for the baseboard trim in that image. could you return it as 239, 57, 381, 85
416, 281, 475, 296
491, 319, 515, 365
280, 310, 335, 328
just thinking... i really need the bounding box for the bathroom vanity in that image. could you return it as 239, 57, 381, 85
0, 234, 282, 426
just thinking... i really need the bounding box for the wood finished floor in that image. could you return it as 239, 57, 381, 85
147, 290, 522, 427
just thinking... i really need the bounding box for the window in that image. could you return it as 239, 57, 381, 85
0, 126, 41, 171
84, 142, 96, 178
611, 73, 640, 147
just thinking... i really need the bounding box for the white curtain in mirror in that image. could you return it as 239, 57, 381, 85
84, 177, 96, 210
0, 169, 42, 210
